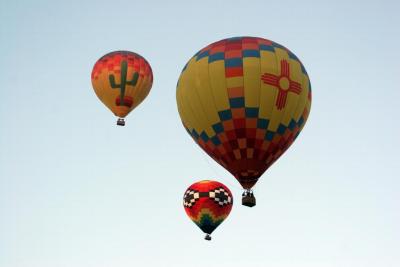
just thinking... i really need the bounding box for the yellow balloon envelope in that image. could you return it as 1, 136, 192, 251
91, 51, 153, 125
176, 37, 311, 205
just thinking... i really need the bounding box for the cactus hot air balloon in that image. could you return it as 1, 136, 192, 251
176, 37, 311, 207
91, 51, 153, 126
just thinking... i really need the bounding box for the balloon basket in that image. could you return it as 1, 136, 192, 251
204, 234, 212, 241
242, 190, 256, 207
117, 118, 125, 126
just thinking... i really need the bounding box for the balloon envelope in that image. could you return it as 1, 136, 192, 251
91, 51, 153, 122
176, 37, 311, 189
183, 180, 233, 238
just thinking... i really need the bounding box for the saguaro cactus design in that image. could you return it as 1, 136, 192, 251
109, 60, 139, 106
91, 50, 153, 125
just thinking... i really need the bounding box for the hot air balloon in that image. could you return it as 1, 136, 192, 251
176, 37, 311, 207
183, 180, 233, 240
91, 51, 153, 126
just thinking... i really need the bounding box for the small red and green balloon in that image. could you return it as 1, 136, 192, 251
183, 180, 233, 240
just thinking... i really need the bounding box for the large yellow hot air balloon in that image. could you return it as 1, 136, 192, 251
91, 51, 153, 126
176, 37, 311, 207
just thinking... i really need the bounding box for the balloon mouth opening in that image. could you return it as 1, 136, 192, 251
117, 118, 125, 126
235, 175, 260, 190
113, 104, 132, 118
242, 189, 256, 207
227, 159, 265, 188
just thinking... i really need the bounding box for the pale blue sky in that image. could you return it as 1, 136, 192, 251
1, 0, 399, 266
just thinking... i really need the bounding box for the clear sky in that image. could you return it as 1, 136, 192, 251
1, 0, 399, 266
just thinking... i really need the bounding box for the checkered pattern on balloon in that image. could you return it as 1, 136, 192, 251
183, 181, 233, 238
176, 37, 312, 206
